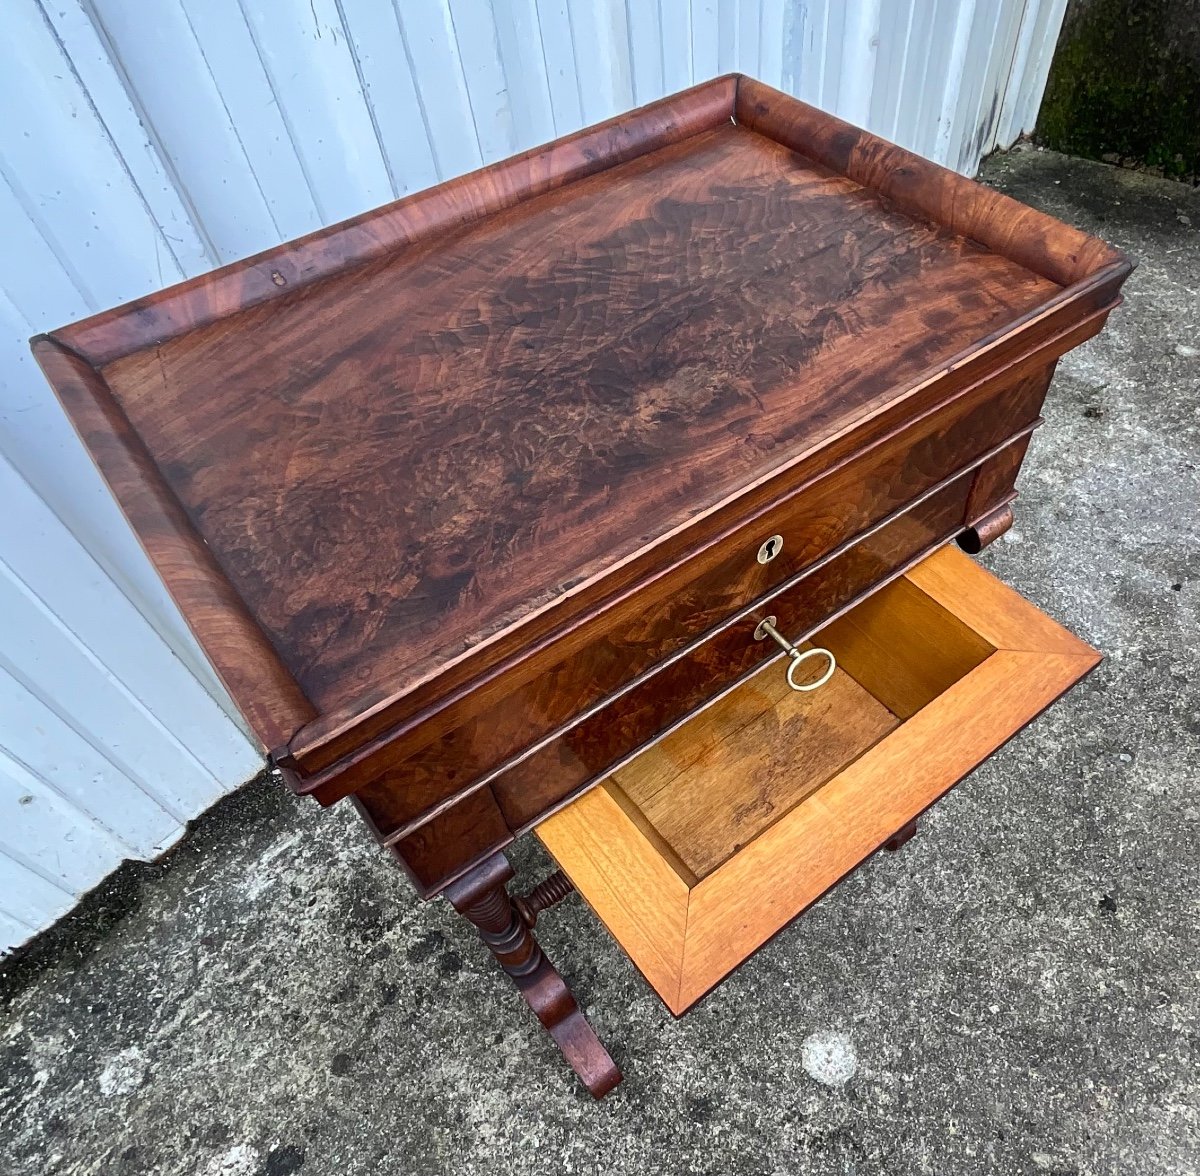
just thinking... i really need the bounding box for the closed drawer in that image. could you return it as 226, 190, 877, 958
339, 367, 1050, 827
535, 546, 1099, 1014
372, 469, 979, 889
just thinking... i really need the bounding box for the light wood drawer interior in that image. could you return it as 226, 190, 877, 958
535, 546, 1099, 1015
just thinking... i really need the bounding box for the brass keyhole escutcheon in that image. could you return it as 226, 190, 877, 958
757, 534, 784, 564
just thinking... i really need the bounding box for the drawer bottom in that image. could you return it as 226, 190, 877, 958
535, 547, 1099, 1015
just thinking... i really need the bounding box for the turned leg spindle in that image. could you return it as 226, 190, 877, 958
444, 854, 620, 1098
514, 869, 575, 928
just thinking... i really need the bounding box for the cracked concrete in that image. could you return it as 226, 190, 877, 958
1, 148, 1197, 1176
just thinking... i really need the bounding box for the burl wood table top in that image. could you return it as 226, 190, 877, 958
98, 125, 1054, 714
33, 75, 1129, 764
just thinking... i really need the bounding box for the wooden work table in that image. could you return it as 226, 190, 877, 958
34, 75, 1130, 1098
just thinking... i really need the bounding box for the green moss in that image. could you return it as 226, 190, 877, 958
1036, 0, 1200, 182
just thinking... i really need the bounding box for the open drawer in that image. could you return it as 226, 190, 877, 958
535, 546, 1099, 1015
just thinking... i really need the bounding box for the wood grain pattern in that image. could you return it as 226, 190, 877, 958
297, 364, 1052, 801
613, 662, 898, 878
55, 76, 738, 366
288, 294, 1117, 781
30, 75, 1131, 1092
29, 337, 316, 749
34, 77, 1130, 788
965, 432, 1035, 526
94, 124, 1057, 727
443, 853, 621, 1098
735, 77, 1128, 288
382, 785, 511, 897
371, 472, 971, 864
905, 547, 1099, 656
814, 576, 995, 719
677, 648, 1096, 1010
536, 546, 1100, 1014
532, 782, 692, 1005
958, 502, 1016, 554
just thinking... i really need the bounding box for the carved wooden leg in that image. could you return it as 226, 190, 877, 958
958, 502, 1014, 554
444, 854, 621, 1098
884, 818, 918, 852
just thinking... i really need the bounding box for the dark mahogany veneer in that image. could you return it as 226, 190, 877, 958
34, 76, 1130, 1097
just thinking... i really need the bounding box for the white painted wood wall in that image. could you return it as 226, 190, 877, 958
0, 0, 1069, 952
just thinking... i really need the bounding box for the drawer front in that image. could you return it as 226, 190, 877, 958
535, 546, 1100, 1014
379, 472, 977, 892
337, 365, 1052, 814
488, 473, 973, 830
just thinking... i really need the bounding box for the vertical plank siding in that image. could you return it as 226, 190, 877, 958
0, 0, 1068, 951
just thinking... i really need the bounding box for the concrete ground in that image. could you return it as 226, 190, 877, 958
1, 149, 1197, 1176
